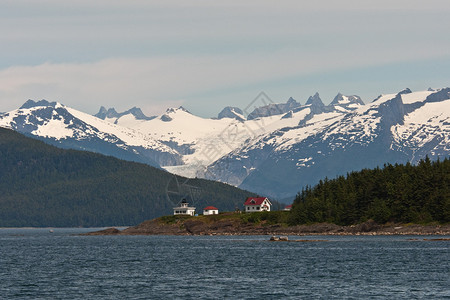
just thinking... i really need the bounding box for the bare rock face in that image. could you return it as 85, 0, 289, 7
247, 97, 301, 120
183, 220, 207, 234
218, 107, 245, 121
95, 106, 155, 121
352, 220, 380, 233
83, 216, 450, 236
81, 227, 120, 235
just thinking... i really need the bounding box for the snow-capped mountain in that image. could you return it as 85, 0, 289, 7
247, 97, 301, 120
217, 107, 245, 121
107, 105, 286, 177
1, 88, 448, 201
205, 88, 450, 199
0, 100, 181, 167
95, 106, 156, 122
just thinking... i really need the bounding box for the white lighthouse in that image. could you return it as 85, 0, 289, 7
173, 199, 196, 216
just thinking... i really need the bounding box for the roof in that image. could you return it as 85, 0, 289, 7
285, 205, 292, 209
203, 206, 218, 210
244, 197, 271, 206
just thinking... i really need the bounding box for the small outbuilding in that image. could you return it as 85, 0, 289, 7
203, 206, 219, 215
284, 204, 292, 211
244, 197, 272, 213
173, 199, 196, 216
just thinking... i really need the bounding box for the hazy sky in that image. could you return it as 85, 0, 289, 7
1, 0, 449, 117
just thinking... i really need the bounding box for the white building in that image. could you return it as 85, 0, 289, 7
203, 206, 219, 215
244, 197, 272, 213
173, 199, 196, 216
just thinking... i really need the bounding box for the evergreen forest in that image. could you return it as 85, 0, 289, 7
289, 157, 449, 225
1, 127, 448, 228
0, 127, 257, 227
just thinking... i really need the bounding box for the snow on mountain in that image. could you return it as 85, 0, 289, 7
95, 106, 156, 122
247, 97, 301, 120
391, 88, 450, 162
0, 100, 180, 167
305, 92, 324, 107
330, 93, 365, 112
330, 93, 364, 106
217, 107, 245, 121
204, 88, 450, 199
92, 92, 364, 179
115, 106, 289, 177
1, 88, 447, 200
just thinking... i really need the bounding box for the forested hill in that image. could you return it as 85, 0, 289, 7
0, 127, 257, 227
289, 158, 450, 225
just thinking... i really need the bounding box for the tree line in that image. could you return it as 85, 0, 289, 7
0, 127, 256, 227
289, 157, 449, 225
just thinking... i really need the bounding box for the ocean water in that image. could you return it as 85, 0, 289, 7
0, 228, 449, 299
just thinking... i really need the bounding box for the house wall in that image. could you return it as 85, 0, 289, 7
262, 200, 271, 212
204, 209, 218, 215
173, 208, 195, 216
245, 205, 260, 212
245, 200, 271, 212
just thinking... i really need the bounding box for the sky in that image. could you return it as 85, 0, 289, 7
1, 0, 449, 118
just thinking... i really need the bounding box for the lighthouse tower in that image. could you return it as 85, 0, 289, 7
173, 199, 196, 216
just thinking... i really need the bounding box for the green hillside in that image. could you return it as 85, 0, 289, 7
0, 127, 257, 227
289, 157, 450, 225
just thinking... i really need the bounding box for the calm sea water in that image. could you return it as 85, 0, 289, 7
0, 228, 449, 299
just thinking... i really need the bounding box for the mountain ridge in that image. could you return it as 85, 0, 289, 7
1, 88, 449, 201
0, 127, 258, 227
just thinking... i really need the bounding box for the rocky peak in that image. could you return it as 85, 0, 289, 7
397, 88, 412, 96
286, 97, 300, 109
20, 99, 57, 109
330, 93, 364, 106
218, 106, 245, 121
425, 87, 450, 103
160, 114, 173, 122
94, 107, 120, 119
247, 97, 301, 120
95, 106, 154, 120
305, 92, 324, 107
96, 106, 107, 117
166, 106, 190, 114
125, 107, 154, 121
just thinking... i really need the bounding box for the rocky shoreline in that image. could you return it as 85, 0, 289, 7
82, 217, 450, 236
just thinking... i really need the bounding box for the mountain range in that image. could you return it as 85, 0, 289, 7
1, 88, 449, 201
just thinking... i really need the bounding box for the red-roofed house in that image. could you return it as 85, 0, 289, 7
244, 197, 272, 213
203, 206, 219, 215
284, 204, 292, 211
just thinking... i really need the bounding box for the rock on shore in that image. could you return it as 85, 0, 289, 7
81, 217, 450, 236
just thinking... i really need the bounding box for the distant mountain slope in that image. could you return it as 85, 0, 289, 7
206, 88, 450, 199
95, 106, 156, 121
0, 100, 180, 167
217, 106, 245, 121
1, 87, 448, 201
0, 128, 257, 227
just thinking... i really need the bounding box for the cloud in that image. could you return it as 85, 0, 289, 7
0, 45, 448, 116
0, 0, 449, 116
